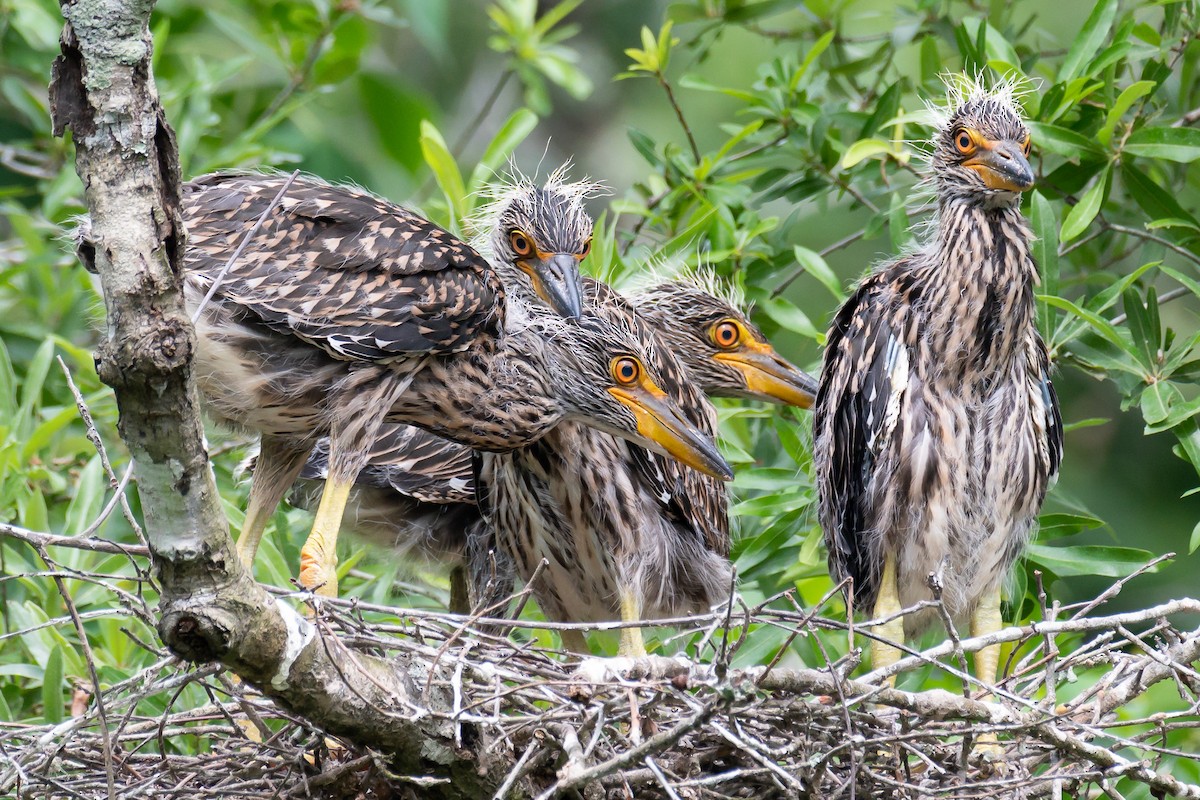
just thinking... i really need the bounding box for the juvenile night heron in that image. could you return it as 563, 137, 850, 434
813, 81, 1063, 690
181, 173, 729, 596
297, 275, 816, 652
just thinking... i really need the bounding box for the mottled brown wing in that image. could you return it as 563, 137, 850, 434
587, 280, 731, 558
183, 172, 503, 362
300, 425, 476, 505
814, 269, 906, 608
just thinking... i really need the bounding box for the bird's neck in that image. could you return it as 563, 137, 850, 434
387, 333, 563, 452
918, 199, 1037, 380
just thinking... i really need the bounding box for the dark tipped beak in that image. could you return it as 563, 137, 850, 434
607, 385, 734, 481
523, 253, 584, 319
965, 140, 1035, 192
714, 346, 818, 409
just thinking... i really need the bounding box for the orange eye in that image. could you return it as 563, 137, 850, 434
711, 320, 741, 349
612, 356, 641, 386
954, 129, 974, 153
1021, 135, 1032, 156
510, 230, 533, 256
579, 238, 592, 258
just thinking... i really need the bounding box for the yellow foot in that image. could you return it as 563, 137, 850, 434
973, 733, 1008, 775
299, 548, 338, 597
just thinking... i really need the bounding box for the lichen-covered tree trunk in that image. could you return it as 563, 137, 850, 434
47, 2, 491, 792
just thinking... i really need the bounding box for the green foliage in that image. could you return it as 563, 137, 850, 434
3, 0, 1200, 786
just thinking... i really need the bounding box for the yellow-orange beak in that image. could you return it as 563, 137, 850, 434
607, 383, 733, 481
714, 341, 817, 409
963, 139, 1035, 193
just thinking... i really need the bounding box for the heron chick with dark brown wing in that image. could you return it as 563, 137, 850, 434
813, 80, 1062, 692
178, 172, 730, 597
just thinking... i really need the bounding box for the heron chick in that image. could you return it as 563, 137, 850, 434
813, 79, 1063, 690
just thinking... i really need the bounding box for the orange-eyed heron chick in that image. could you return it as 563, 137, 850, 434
179, 173, 730, 597
813, 80, 1062, 690
295, 275, 816, 652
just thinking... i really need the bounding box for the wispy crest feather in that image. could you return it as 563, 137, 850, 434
468, 160, 608, 258
621, 258, 747, 316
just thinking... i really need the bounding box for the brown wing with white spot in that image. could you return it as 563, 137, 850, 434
300, 425, 476, 505
183, 172, 504, 362
814, 266, 909, 609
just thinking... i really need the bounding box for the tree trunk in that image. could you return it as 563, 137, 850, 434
48, 2, 494, 794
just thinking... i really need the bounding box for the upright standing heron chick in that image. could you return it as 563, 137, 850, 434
814, 80, 1063, 690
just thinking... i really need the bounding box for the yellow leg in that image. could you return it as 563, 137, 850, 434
235, 492, 274, 568
235, 437, 310, 569
971, 588, 1005, 759
618, 588, 647, 657
298, 477, 354, 597
871, 556, 904, 683
971, 589, 1004, 689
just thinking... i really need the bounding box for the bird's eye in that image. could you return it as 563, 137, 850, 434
579, 238, 592, 258
611, 356, 641, 386
1021, 135, 1032, 156
510, 230, 533, 256
954, 129, 974, 153
711, 320, 741, 349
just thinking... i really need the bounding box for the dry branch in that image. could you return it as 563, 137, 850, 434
4, 524, 1200, 798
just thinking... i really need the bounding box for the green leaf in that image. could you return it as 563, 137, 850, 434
419, 120, 467, 224
1060, 166, 1108, 242
468, 108, 539, 193
1190, 519, 1200, 555
1030, 191, 1059, 335
1027, 121, 1105, 160
1124, 127, 1200, 163
1141, 381, 1174, 426
0, 338, 17, 422
1040, 293, 1135, 358
1025, 544, 1160, 578
792, 245, 845, 302
1121, 162, 1200, 229
1038, 512, 1104, 538
754, 296, 821, 340
790, 29, 835, 91
42, 644, 63, 724
1058, 0, 1118, 82
1122, 287, 1158, 371
1097, 80, 1155, 146
888, 192, 911, 253
840, 138, 894, 169
1063, 417, 1109, 431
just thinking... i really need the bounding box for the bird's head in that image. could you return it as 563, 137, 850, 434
529, 307, 733, 481
932, 81, 1034, 206
633, 280, 817, 409
479, 166, 602, 319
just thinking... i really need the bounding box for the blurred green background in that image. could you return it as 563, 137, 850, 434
2, 0, 1199, 720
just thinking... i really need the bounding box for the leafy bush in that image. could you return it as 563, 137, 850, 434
2, 0, 1199, 788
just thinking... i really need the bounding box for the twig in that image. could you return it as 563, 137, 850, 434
192, 170, 301, 323
534, 700, 716, 799
656, 73, 700, 163
39, 545, 116, 800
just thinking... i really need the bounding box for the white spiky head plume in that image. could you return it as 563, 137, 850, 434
467, 159, 609, 261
